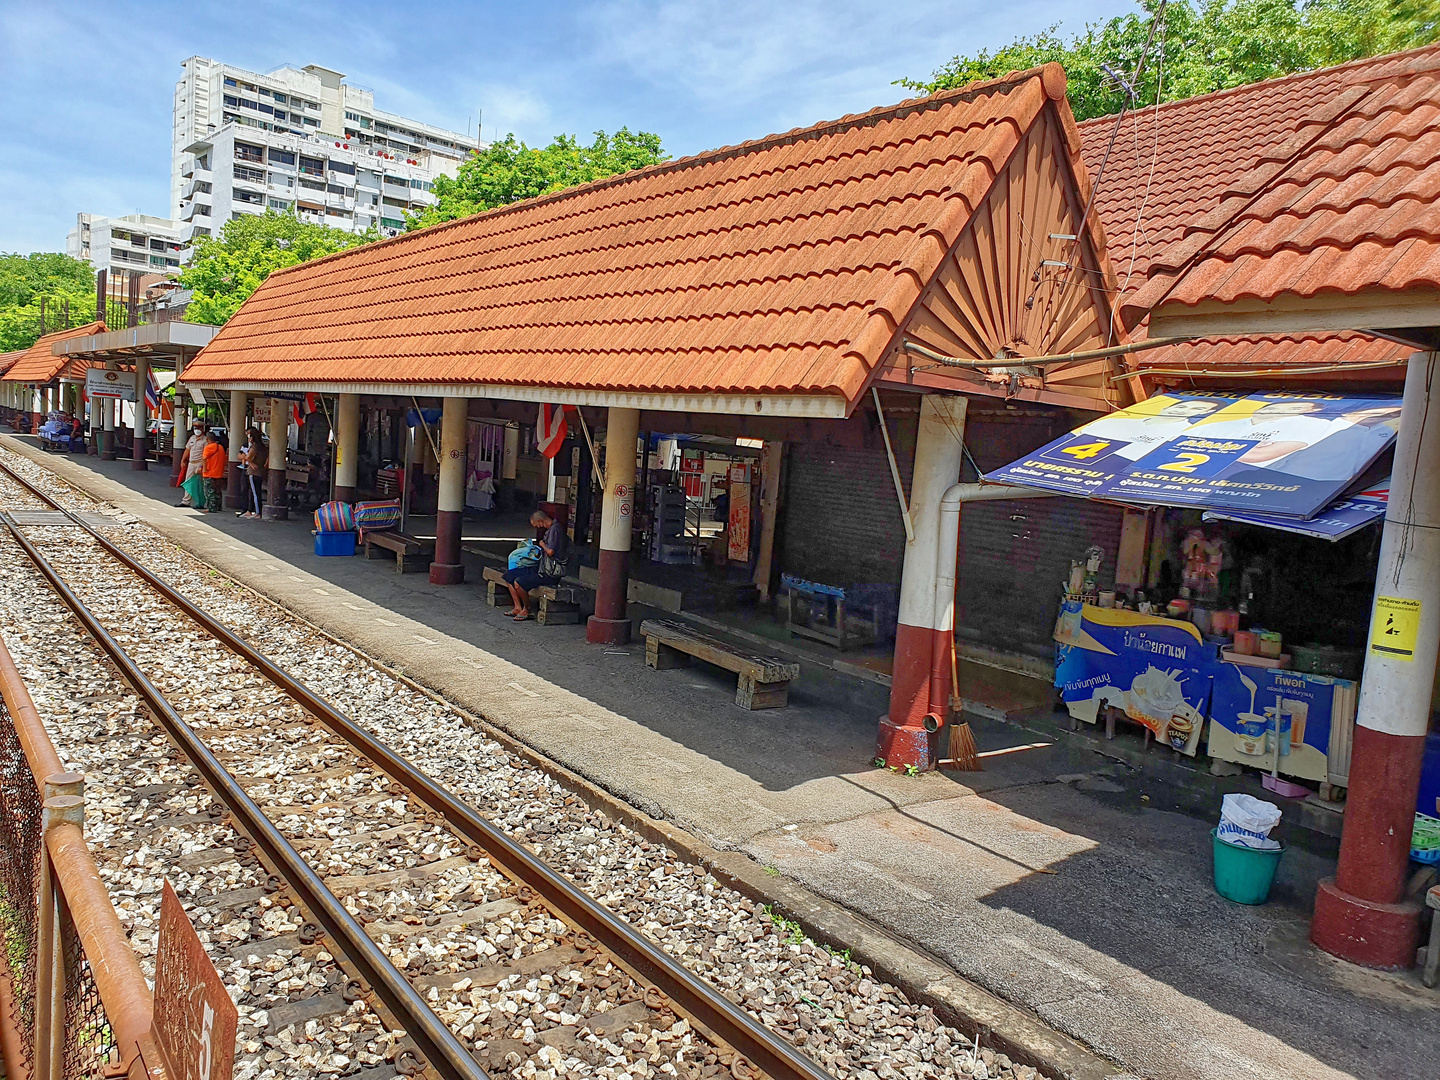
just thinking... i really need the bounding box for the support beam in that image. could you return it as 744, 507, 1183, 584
430, 396, 467, 584
226, 390, 247, 508
1312, 351, 1439, 969
263, 398, 288, 520
752, 441, 783, 600
334, 392, 360, 503
130, 356, 148, 471
879, 394, 968, 771
171, 357, 187, 486
587, 406, 640, 644
99, 365, 115, 460
31, 385, 42, 434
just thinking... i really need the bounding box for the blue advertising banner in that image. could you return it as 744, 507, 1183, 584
1203, 480, 1388, 541
1054, 601, 1212, 755
1207, 663, 1352, 782
987, 392, 1401, 519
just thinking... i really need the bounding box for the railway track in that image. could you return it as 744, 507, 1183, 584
0, 449, 1012, 1080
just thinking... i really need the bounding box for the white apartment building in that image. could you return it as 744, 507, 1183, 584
66, 213, 187, 277
172, 57, 478, 241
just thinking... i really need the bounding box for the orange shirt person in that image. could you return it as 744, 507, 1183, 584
201, 433, 227, 513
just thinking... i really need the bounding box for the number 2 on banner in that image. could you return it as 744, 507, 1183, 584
1157, 452, 1211, 473
1060, 440, 1111, 461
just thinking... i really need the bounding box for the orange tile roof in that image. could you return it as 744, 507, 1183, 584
0, 349, 26, 377
186, 66, 1083, 408
1102, 44, 1440, 328
1075, 47, 1439, 384
1, 323, 108, 385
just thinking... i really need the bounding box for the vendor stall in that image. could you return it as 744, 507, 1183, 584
995, 390, 1402, 796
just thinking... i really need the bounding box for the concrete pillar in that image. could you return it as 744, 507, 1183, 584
262, 398, 288, 520
226, 390, 247, 508
86, 389, 98, 455
586, 407, 640, 645
31, 385, 43, 432
130, 356, 149, 471
499, 423, 519, 510
334, 393, 360, 502
99, 369, 115, 460
171, 360, 187, 486
878, 394, 968, 772
429, 396, 467, 584
1313, 351, 1439, 969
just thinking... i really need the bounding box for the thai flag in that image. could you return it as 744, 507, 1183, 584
537, 403, 570, 459
291, 392, 319, 427
144, 370, 160, 413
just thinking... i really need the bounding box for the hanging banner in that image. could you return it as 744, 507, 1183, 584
986, 392, 1401, 519
1203, 480, 1389, 541
1054, 600, 1211, 755
85, 368, 137, 401
728, 480, 752, 561
536, 403, 568, 459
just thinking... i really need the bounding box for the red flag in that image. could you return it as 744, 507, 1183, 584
537, 403, 569, 459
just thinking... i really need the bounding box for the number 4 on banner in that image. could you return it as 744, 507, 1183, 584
1060, 440, 1111, 460
154, 881, 238, 1080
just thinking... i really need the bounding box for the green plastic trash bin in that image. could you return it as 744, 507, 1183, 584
1212, 828, 1284, 904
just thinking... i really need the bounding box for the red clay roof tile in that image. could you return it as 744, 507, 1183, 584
1, 323, 108, 385
1109, 44, 1440, 325
185, 67, 1088, 407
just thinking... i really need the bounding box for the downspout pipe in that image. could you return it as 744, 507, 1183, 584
929, 484, 1060, 720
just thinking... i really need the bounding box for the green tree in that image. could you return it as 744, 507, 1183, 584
180, 210, 377, 325
898, 0, 1438, 122
0, 252, 97, 351
408, 128, 667, 230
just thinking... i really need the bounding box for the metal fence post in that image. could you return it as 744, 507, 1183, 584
36, 790, 84, 1080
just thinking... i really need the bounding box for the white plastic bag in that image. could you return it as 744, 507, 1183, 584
1217, 793, 1282, 850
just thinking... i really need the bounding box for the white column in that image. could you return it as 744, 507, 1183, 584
587, 407, 640, 644
334, 393, 360, 500
880, 394, 968, 771
430, 396, 467, 584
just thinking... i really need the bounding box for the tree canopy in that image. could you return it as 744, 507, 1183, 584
0, 252, 97, 352
180, 211, 377, 325
408, 128, 668, 230
898, 0, 1439, 122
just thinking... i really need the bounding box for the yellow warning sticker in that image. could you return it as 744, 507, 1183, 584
1371, 595, 1421, 661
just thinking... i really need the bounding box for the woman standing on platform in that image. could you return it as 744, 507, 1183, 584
240, 426, 265, 519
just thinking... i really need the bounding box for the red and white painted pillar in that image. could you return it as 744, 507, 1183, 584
878, 393, 968, 771
430, 396, 467, 585
170, 357, 187, 486
262, 397, 288, 520
130, 356, 149, 471
333, 393, 360, 503
226, 390, 247, 508
587, 406, 640, 645
30, 385, 42, 433
99, 365, 116, 460
1313, 351, 1440, 968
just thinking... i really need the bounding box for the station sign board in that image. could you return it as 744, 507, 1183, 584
85, 368, 136, 402
154, 880, 238, 1080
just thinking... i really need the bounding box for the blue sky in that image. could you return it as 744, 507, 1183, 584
0, 0, 1136, 254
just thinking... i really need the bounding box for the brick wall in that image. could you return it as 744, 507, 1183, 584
779, 411, 914, 587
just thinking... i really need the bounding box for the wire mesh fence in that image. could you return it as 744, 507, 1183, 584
0, 700, 42, 1070
58, 887, 118, 1080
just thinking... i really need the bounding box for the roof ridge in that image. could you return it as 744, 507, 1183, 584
261, 64, 1062, 282
1078, 41, 1440, 131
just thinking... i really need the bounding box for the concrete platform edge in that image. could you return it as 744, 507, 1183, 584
3, 436, 1121, 1080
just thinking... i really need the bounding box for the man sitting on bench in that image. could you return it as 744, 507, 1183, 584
502, 510, 569, 621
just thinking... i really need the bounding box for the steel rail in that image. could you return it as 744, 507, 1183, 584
0, 510, 491, 1080
0, 462, 831, 1080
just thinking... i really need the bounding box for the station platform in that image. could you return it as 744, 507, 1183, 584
7, 436, 1437, 1080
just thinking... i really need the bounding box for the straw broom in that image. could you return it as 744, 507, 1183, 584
944, 635, 981, 770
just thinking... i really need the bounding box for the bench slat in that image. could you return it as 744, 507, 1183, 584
639, 619, 798, 683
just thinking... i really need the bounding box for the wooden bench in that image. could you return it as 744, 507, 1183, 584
362, 531, 433, 573
481, 566, 589, 625
640, 619, 800, 710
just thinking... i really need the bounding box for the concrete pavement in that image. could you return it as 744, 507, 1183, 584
8, 437, 1437, 1080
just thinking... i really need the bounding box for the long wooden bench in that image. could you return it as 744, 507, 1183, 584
639, 618, 800, 710
481, 566, 590, 625
362, 531, 434, 573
